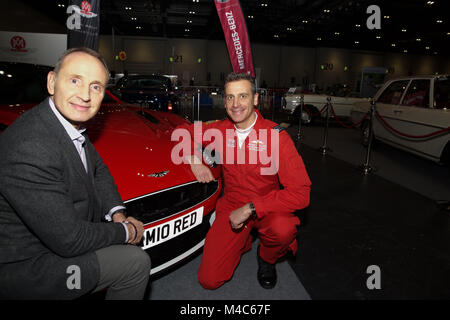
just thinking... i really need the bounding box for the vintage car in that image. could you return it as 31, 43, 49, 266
351, 75, 450, 165
0, 61, 222, 276
282, 85, 367, 123
111, 74, 180, 113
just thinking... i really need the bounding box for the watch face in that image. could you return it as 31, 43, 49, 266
249, 203, 256, 217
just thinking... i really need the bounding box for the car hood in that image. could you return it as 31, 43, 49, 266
0, 102, 199, 202
86, 105, 197, 201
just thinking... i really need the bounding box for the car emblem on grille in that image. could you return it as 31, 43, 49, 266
148, 170, 170, 178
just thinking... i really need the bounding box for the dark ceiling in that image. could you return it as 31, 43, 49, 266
21, 0, 449, 55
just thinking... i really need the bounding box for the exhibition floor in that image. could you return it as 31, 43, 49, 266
149, 108, 450, 300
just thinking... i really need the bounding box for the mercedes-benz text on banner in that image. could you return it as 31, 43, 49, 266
66, 0, 100, 50
214, 0, 255, 77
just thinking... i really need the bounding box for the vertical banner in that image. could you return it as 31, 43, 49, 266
214, 0, 255, 77
66, 0, 100, 50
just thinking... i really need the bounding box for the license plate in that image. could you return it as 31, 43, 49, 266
141, 207, 204, 250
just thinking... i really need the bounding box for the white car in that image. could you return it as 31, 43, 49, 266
351, 75, 450, 165
282, 86, 367, 123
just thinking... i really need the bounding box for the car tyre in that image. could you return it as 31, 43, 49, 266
293, 105, 318, 126
440, 142, 450, 168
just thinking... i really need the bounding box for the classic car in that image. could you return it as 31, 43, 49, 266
351, 75, 450, 165
282, 85, 367, 123
111, 74, 180, 113
0, 61, 222, 275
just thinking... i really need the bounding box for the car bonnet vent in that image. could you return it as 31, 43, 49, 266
136, 110, 160, 124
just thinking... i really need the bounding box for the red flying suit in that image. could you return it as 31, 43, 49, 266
177, 109, 311, 289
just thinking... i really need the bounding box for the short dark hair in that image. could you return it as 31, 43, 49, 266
53, 47, 109, 80
224, 72, 256, 95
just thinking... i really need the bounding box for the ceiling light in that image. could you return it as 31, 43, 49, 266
436, 20, 443, 23
384, 15, 390, 19
376, 36, 381, 39
401, 29, 407, 32
317, 37, 322, 41
354, 41, 359, 44
416, 38, 421, 41
425, 46, 430, 49
185, 28, 190, 32
334, 32, 340, 35
427, 1, 434, 5
287, 27, 293, 31
403, 49, 408, 53
391, 43, 396, 47
125, 6, 132, 10
248, 15, 254, 19
274, 34, 279, 38
355, 24, 361, 28
302, 20, 308, 24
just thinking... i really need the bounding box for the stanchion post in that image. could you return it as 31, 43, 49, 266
296, 95, 304, 143
272, 92, 275, 121
197, 89, 200, 121
360, 99, 376, 175
192, 93, 195, 121
319, 96, 332, 155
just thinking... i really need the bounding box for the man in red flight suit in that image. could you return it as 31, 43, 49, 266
182, 72, 311, 290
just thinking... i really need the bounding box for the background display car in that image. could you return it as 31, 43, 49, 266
351, 75, 450, 165
0, 62, 222, 275
282, 85, 367, 124
111, 74, 180, 113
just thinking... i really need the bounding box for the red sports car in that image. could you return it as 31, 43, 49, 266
0, 62, 222, 275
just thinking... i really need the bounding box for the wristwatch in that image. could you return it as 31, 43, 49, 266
249, 202, 257, 219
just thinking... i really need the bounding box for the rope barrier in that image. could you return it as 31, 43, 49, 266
329, 104, 370, 129
302, 104, 327, 117
375, 111, 450, 139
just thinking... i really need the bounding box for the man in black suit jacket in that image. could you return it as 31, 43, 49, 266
0, 48, 150, 299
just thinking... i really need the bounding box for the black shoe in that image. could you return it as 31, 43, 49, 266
257, 247, 277, 289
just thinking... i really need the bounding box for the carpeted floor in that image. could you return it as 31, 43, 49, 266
149, 238, 311, 300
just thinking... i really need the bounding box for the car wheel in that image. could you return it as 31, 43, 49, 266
293, 105, 317, 125
440, 142, 450, 167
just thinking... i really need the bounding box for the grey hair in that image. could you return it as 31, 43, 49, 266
224, 72, 256, 95
53, 47, 109, 80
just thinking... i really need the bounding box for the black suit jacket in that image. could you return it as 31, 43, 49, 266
0, 98, 126, 299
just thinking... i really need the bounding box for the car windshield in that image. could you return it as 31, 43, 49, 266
102, 91, 118, 104
117, 76, 170, 90
434, 77, 450, 109
0, 62, 51, 104
324, 84, 352, 97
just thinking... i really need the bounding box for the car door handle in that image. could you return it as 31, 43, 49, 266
393, 110, 402, 115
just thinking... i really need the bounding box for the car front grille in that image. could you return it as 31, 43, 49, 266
125, 180, 219, 224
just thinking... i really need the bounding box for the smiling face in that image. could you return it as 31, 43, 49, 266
47, 51, 109, 128
224, 79, 259, 129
